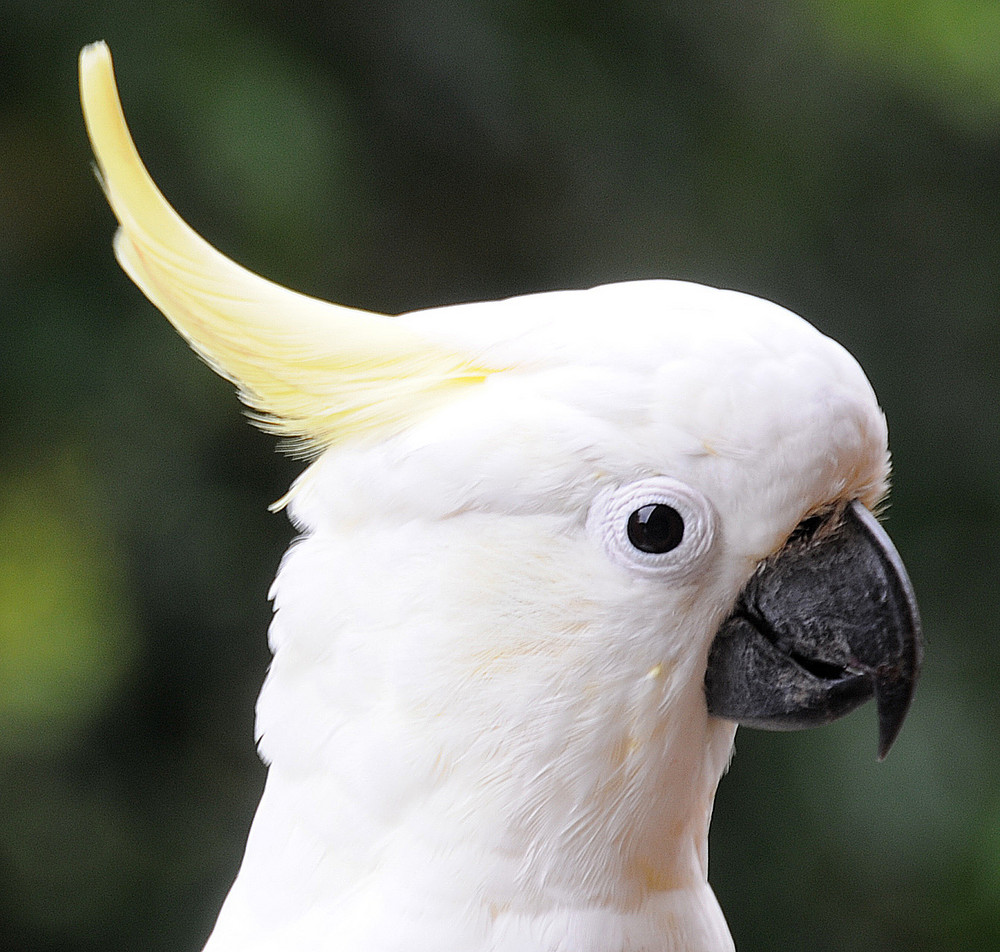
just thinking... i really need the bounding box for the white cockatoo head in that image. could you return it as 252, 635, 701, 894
80, 42, 921, 952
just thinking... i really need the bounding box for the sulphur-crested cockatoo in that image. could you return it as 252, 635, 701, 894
80, 41, 921, 952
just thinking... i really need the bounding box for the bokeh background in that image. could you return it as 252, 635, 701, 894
3, 1, 998, 949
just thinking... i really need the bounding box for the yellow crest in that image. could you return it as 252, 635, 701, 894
79, 42, 498, 455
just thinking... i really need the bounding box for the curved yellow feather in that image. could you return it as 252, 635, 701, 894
79, 41, 496, 454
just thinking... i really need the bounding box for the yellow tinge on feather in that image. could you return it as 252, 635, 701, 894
78, 41, 498, 456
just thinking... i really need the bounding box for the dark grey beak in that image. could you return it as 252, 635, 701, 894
705, 500, 922, 759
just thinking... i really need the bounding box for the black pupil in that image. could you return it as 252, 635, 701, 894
627, 504, 685, 554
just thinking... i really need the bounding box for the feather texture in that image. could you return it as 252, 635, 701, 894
79, 41, 498, 454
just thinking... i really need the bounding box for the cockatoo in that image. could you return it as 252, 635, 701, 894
80, 41, 921, 952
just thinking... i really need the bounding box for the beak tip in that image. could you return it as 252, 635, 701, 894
876, 734, 894, 762
875, 684, 918, 761
875, 670, 921, 761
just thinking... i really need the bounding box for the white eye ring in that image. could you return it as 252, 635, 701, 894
586, 476, 718, 579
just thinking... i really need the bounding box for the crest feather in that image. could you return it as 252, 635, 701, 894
79, 41, 497, 453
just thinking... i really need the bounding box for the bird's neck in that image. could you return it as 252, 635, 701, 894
203, 684, 736, 952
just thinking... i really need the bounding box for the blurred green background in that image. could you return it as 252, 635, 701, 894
2, 1, 998, 949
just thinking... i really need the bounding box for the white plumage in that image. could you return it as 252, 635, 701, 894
80, 42, 919, 952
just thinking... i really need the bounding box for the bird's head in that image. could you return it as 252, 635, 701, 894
271, 277, 906, 771
80, 40, 921, 947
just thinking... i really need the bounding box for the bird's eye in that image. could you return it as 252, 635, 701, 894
587, 476, 718, 579
627, 504, 685, 553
